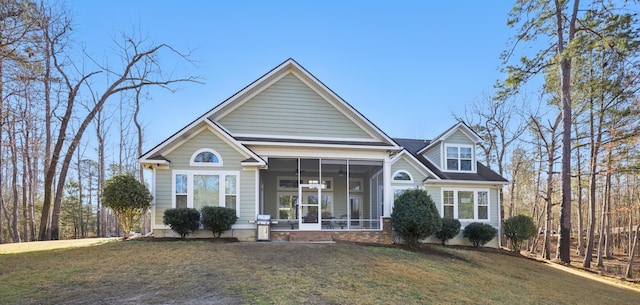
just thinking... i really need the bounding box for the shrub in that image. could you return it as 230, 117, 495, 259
102, 174, 152, 239
463, 222, 497, 247
504, 214, 537, 253
201, 206, 238, 238
163, 208, 201, 239
391, 189, 442, 249
435, 218, 461, 245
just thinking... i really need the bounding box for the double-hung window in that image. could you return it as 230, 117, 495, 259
441, 188, 489, 221
173, 170, 239, 213
445, 145, 473, 172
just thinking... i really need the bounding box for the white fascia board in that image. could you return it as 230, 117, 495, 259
252, 147, 389, 160
424, 179, 509, 186
203, 119, 267, 166
417, 139, 441, 155
417, 122, 482, 155
139, 116, 209, 161
239, 140, 398, 151
232, 133, 379, 144
390, 150, 441, 181
289, 68, 399, 146
211, 70, 290, 121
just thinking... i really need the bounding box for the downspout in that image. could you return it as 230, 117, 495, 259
151, 166, 157, 234
497, 184, 502, 249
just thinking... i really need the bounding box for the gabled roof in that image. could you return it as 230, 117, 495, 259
139, 117, 266, 167
417, 121, 482, 155
394, 138, 508, 184
205, 58, 400, 150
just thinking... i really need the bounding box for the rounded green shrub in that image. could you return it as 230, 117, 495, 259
201, 206, 238, 238
391, 189, 442, 249
163, 208, 201, 239
463, 222, 497, 247
102, 174, 152, 239
435, 218, 461, 245
504, 214, 537, 253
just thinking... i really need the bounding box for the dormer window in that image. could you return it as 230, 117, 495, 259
445, 144, 473, 172
190, 148, 223, 166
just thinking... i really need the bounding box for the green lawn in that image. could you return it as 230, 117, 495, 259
0, 239, 638, 304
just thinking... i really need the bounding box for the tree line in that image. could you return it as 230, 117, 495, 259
461, 0, 639, 277
0, 0, 197, 242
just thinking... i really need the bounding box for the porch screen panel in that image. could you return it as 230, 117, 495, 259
194, 175, 219, 210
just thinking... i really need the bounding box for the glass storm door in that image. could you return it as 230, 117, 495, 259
299, 183, 321, 230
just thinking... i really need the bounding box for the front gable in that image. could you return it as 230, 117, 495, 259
208, 58, 398, 147
419, 122, 482, 173
139, 119, 265, 169
217, 73, 373, 140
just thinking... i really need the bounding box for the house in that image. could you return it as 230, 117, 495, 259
139, 58, 509, 247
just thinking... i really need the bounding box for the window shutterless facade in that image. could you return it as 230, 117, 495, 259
441, 188, 489, 221
172, 170, 240, 214
444, 144, 474, 172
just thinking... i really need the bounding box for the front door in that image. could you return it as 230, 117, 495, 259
299, 183, 321, 230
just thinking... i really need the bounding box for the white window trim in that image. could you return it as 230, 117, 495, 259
391, 185, 421, 213
440, 188, 490, 221
443, 144, 475, 173
190, 148, 223, 167
172, 170, 240, 216
391, 170, 413, 183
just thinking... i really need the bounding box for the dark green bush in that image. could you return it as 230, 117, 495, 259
163, 208, 201, 239
435, 218, 461, 245
201, 206, 238, 238
504, 214, 537, 253
102, 174, 152, 239
391, 189, 442, 249
463, 222, 497, 247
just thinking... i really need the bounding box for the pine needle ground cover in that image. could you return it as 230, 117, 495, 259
0, 239, 638, 305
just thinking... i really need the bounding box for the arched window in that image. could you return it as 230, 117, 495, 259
392, 170, 413, 182
190, 148, 223, 166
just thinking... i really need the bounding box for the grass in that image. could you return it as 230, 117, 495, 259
0, 239, 638, 305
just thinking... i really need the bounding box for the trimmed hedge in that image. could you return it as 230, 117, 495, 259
435, 218, 461, 245
463, 222, 497, 247
163, 208, 201, 239
201, 206, 238, 238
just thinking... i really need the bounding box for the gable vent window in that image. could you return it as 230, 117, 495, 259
392, 170, 413, 182
445, 145, 473, 172
190, 148, 223, 166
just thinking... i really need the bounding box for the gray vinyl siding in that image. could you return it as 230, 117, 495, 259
218, 73, 372, 139
154, 168, 172, 226
166, 129, 245, 169
390, 157, 426, 188
156, 128, 257, 224
446, 130, 474, 145
424, 186, 441, 210
424, 184, 500, 227
423, 146, 441, 169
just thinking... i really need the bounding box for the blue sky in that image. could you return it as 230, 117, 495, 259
65, 1, 516, 151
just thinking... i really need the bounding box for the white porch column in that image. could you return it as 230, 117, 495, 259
383, 156, 392, 217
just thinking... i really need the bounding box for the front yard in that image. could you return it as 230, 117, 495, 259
0, 239, 638, 304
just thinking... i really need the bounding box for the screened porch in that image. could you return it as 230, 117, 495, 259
260, 158, 385, 231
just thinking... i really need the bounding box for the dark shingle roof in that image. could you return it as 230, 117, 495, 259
393, 138, 508, 183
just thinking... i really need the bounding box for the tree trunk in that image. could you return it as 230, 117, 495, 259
575, 124, 584, 256
597, 175, 609, 267
554, 0, 579, 265
10, 119, 21, 243
626, 219, 640, 278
